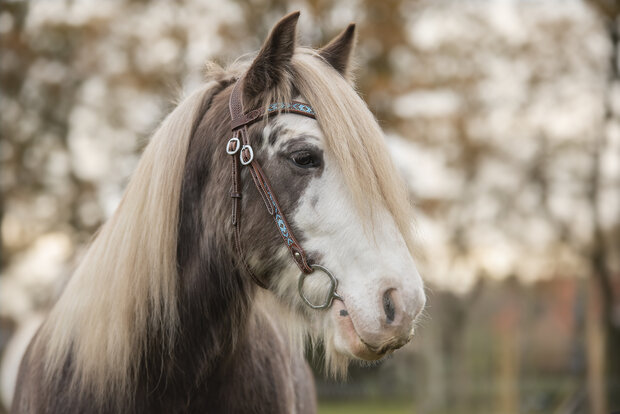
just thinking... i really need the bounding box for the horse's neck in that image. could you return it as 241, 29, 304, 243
171, 251, 255, 378
152, 264, 309, 413
173, 134, 256, 378
167, 292, 305, 413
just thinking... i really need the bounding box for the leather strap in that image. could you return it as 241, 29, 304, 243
228, 78, 315, 289
231, 102, 316, 130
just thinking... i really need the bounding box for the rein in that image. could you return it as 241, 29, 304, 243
227, 78, 342, 310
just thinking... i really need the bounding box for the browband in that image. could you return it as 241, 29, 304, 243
227, 78, 316, 288
231, 101, 316, 130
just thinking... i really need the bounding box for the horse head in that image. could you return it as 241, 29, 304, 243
210, 12, 427, 374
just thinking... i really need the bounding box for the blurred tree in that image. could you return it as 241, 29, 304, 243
584, 1, 620, 411
386, 3, 618, 413
1, 2, 619, 414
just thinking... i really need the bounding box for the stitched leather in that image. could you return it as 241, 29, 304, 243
228, 77, 315, 289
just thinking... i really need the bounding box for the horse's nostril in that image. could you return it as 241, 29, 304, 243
383, 289, 396, 324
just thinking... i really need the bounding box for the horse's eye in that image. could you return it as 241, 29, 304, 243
291, 150, 320, 169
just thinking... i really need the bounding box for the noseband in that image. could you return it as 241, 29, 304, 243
227, 78, 342, 310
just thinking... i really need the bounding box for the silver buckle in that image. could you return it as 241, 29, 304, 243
298, 264, 343, 310
226, 137, 240, 155
240, 145, 254, 165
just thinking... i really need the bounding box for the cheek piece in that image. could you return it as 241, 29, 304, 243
227, 77, 343, 310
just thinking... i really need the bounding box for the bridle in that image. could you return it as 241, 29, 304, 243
227, 77, 342, 310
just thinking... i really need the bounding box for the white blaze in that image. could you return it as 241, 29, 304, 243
268, 113, 425, 360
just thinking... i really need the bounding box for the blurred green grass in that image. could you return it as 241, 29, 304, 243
318, 400, 414, 414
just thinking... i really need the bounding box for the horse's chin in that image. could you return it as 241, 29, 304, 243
330, 300, 389, 362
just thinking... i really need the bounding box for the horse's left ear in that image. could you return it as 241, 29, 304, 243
319, 23, 356, 78
243, 11, 300, 104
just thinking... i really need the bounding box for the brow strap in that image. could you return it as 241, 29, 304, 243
228, 78, 315, 288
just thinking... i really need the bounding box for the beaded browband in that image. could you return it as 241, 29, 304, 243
230, 99, 316, 129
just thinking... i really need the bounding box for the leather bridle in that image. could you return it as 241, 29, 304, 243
227, 77, 342, 310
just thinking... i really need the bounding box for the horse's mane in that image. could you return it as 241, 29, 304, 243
34, 45, 414, 400
291, 50, 414, 254
35, 81, 220, 401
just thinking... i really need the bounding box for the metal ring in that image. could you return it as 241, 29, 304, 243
226, 137, 240, 155
298, 264, 343, 310
240, 145, 254, 165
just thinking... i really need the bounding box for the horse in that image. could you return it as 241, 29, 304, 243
11, 11, 426, 413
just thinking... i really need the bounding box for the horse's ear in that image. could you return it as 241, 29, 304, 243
243, 11, 300, 104
319, 23, 356, 78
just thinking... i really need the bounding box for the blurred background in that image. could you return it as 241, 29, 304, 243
1, 0, 619, 413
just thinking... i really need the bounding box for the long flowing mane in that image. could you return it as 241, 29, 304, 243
34, 82, 220, 401
291, 50, 414, 253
